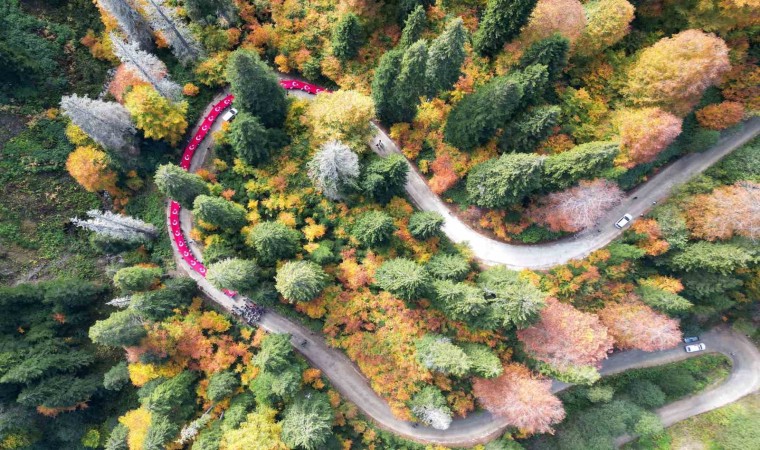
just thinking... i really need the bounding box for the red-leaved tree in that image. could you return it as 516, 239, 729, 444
616, 107, 683, 168
598, 298, 682, 352
687, 181, 760, 242
472, 363, 565, 434
517, 298, 613, 370
528, 179, 624, 232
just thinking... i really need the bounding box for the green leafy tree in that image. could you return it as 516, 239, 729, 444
425, 18, 467, 96
113, 266, 163, 293
103, 362, 130, 391
466, 153, 544, 208
351, 210, 396, 247
477, 265, 547, 329
635, 285, 692, 313
193, 195, 247, 231
228, 112, 288, 165
374, 258, 430, 300
518, 34, 570, 83
473, 0, 537, 57
146, 371, 197, 421
499, 106, 561, 153
275, 261, 329, 303
361, 153, 409, 203
89, 309, 146, 347
16, 373, 101, 409
105, 423, 129, 450
246, 221, 301, 264
461, 343, 503, 378
426, 253, 471, 281
399, 5, 426, 48
670, 242, 753, 275
155, 163, 209, 208
129, 277, 196, 321
416, 334, 471, 376
205, 258, 259, 292
371, 49, 404, 124
249, 367, 302, 405
543, 141, 618, 190
626, 380, 666, 409
143, 415, 178, 450
409, 386, 453, 430
207, 371, 239, 402
393, 40, 428, 123
408, 211, 444, 239
332, 13, 363, 61
281, 392, 334, 450
226, 49, 287, 128
634, 412, 664, 436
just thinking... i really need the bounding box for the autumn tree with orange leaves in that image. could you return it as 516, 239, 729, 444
615, 108, 683, 168
472, 363, 565, 434
598, 298, 682, 352
66, 146, 120, 195
686, 182, 759, 242
528, 179, 624, 232
695, 101, 745, 130
520, 0, 587, 46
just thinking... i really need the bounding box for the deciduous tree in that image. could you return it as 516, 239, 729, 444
615, 108, 682, 168
306, 90, 375, 152
124, 85, 188, 146
598, 299, 682, 351
575, 0, 635, 57
154, 163, 209, 208
519, 0, 586, 46
686, 182, 759, 242
66, 146, 119, 194
695, 101, 745, 130
625, 30, 730, 114
472, 363, 565, 434
473, 0, 537, 57
219, 408, 287, 450
113, 265, 163, 293
528, 179, 624, 232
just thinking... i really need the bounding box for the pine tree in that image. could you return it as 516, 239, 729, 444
142, 0, 204, 64
361, 153, 409, 203
473, 0, 537, 57
206, 258, 259, 291
275, 261, 329, 303
374, 258, 430, 300
280, 392, 334, 450
97, 0, 154, 50
425, 18, 466, 96
408, 211, 444, 239
351, 210, 396, 247
228, 112, 287, 165
542, 141, 618, 190
398, 5, 426, 48
415, 334, 471, 376
71, 210, 157, 243
154, 163, 209, 208
307, 141, 360, 201
246, 221, 301, 264
109, 33, 181, 101
393, 40, 428, 123
184, 0, 238, 27
226, 49, 287, 128
409, 386, 453, 430
499, 105, 560, 153
518, 34, 569, 83
477, 265, 547, 329
89, 309, 146, 347
466, 153, 544, 208
331, 13, 363, 61
371, 49, 404, 124
426, 253, 471, 281
192, 195, 247, 231
60, 94, 138, 160
461, 343, 503, 378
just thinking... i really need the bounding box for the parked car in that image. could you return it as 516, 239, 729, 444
685, 343, 706, 353
221, 108, 238, 122
615, 214, 633, 229
683, 336, 700, 343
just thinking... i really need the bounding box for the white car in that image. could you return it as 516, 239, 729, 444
221, 108, 238, 122
615, 214, 633, 229
685, 343, 706, 353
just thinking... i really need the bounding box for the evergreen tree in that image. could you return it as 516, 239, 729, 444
146, 371, 197, 420
461, 343, 503, 378
425, 18, 467, 97
397, 0, 434, 23
184, 0, 238, 26
103, 362, 130, 391
670, 242, 753, 275
89, 309, 146, 347
361, 153, 409, 203
275, 261, 329, 303
473, 0, 537, 57
154, 163, 209, 208
113, 265, 163, 293
307, 141, 360, 201
227, 112, 287, 165
466, 153, 544, 208
499, 105, 560, 153
477, 265, 547, 328
226, 49, 287, 128
371, 49, 404, 124
142, 0, 204, 63
431, 279, 490, 326
105, 423, 129, 450
71, 210, 157, 244
254, 333, 295, 372
409, 386, 453, 430
542, 141, 618, 190
426, 253, 471, 281
60, 94, 138, 161
393, 40, 428, 123
399, 5, 426, 48
351, 210, 396, 247
281, 392, 334, 450
192, 195, 247, 231
246, 221, 301, 264
415, 334, 471, 376
207, 371, 239, 402
514, 63, 550, 108
374, 258, 430, 300
408, 211, 444, 239
110, 33, 181, 101
97, 0, 154, 50
518, 34, 570, 83
443, 74, 524, 151
331, 13, 363, 61
205, 258, 259, 291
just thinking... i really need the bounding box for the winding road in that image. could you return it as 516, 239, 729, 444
166, 86, 760, 447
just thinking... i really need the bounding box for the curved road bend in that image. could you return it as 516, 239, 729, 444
167, 90, 760, 447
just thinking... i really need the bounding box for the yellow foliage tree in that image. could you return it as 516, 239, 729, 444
65, 146, 119, 194
124, 85, 188, 146
576, 0, 635, 57
119, 408, 152, 450
220, 408, 288, 450
305, 90, 376, 153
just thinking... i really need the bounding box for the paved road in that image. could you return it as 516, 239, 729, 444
371, 118, 760, 269
166, 89, 760, 447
